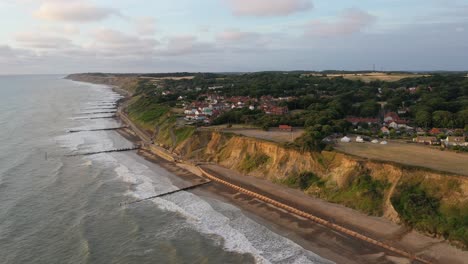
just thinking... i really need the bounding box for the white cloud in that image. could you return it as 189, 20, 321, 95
226, 0, 312, 17
217, 29, 259, 42
158, 35, 215, 56
86, 28, 159, 57
305, 8, 376, 37
134, 17, 157, 36
15, 31, 73, 49
34, 1, 119, 22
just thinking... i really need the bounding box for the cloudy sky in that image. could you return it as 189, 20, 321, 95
0, 0, 467, 74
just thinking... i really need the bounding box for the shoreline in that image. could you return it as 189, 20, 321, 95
84, 80, 467, 264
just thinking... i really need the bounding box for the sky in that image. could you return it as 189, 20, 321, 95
0, 0, 467, 74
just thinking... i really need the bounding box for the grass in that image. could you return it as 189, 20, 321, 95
324, 175, 389, 216
279, 173, 389, 216
392, 183, 468, 247
174, 126, 196, 144
239, 153, 271, 173
334, 140, 468, 176
127, 96, 170, 127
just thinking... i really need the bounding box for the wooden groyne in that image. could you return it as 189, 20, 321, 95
84, 107, 117, 110
68, 126, 127, 133
197, 166, 432, 264
74, 115, 117, 120
123, 181, 211, 205
66, 146, 140, 157
79, 111, 117, 115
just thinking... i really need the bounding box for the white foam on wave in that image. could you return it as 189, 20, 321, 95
64, 82, 332, 264
89, 152, 332, 264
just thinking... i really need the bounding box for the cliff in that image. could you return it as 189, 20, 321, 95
174, 131, 468, 247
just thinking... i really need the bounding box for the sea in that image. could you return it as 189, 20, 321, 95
0, 75, 331, 264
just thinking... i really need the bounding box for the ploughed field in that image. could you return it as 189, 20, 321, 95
335, 139, 468, 176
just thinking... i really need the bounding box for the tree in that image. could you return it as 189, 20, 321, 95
432, 111, 454, 128
295, 125, 325, 152
415, 110, 432, 128
360, 100, 380, 117
456, 109, 468, 128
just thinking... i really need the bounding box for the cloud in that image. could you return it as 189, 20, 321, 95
134, 17, 157, 36
158, 35, 215, 56
0, 45, 15, 57
216, 29, 260, 42
87, 28, 159, 57
305, 8, 376, 37
226, 0, 312, 17
34, 1, 119, 22
215, 29, 274, 52
15, 32, 73, 49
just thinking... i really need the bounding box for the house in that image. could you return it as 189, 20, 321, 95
443, 137, 468, 147
341, 136, 351, 143
345, 117, 379, 126
413, 136, 439, 145
388, 121, 399, 129
208, 85, 224, 90
408, 87, 417, 94
384, 112, 400, 122
381, 126, 390, 135
416, 128, 426, 135
265, 106, 289, 115
428, 128, 442, 135
279, 125, 293, 132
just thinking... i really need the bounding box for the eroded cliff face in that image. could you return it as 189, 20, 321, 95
175, 132, 468, 224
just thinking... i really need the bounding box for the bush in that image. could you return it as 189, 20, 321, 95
391, 183, 468, 247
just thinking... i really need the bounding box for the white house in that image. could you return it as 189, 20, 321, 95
443, 137, 468, 147
341, 136, 351, 143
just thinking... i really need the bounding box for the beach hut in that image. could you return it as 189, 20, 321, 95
340, 136, 351, 143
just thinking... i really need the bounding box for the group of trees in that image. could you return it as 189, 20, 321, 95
133, 72, 468, 152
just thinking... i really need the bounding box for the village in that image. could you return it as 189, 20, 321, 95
343, 112, 468, 148
180, 92, 290, 124
175, 90, 467, 149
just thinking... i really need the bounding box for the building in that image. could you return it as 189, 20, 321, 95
381, 126, 390, 135
279, 125, 293, 132
265, 106, 289, 115
429, 128, 442, 135
384, 112, 400, 123
413, 136, 439, 145
345, 117, 379, 126
443, 137, 468, 147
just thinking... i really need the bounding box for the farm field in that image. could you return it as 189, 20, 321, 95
200, 127, 305, 143
304, 72, 430, 82
335, 138, 468, 176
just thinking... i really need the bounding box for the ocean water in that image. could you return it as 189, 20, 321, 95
0, 75, 331, 264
